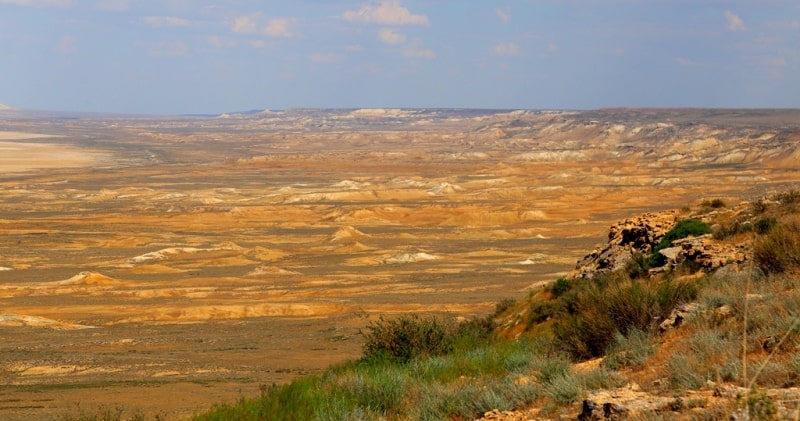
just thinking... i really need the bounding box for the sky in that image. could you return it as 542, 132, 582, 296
0, 0, 798, 115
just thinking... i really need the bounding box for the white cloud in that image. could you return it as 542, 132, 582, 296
148, 41, 189, 57
405, 48, 435, 59
677, 57, 697, 67
232, 13, 260, 34
55, 36, 76, 54
208, 36, 236, 48
97, 0, 128, 11
263, 17, 297, 38
309, 53, 343, 63
724, 11, 745, 32
378, 28, 406, 45
250, 40, 268, 48
547, 43, 557, 53
612, 48, 625, 56
342, 0, 429, 26
143, 16, 191, 27
0, 0, 69, 6
232, 13, 297, 38
496, 8, 511, 24
491, 42, 519, 57
345, 44, 364, 52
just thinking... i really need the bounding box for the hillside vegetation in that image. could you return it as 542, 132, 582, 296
185, 190, 800, 420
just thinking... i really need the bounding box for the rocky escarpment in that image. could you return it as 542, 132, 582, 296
655, 234, 747, 273
570, 211, 678, 279
570, 209, 747, 280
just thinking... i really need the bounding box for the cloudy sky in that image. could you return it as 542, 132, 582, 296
1, 0, 798, 114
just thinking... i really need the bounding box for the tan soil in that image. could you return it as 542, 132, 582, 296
0, 109, 797, 419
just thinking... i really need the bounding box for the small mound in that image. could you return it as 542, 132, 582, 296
56, 271, 119, 286
332, 180, 364, 190
519, 253, 549, 265
329, 226, 371, 243
0, 314, 95, 330
246, 266, 301, 276
382, 252, 439, 264
129, 247, 205, 264
125, 264, 186, 274
427, 182, 463, 195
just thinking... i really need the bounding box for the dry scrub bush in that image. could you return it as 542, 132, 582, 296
554, 273, 697, 360
753, 215, 800, 274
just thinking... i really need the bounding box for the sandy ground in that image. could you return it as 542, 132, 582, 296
0, 137, 110, 172
0, 109, 797, 419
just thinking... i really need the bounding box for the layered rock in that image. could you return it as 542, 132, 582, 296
571, 210, 748, 280
654, 234, 747, 273
570, 211, 678, 279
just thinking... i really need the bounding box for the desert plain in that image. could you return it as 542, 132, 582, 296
0, 107, 798, 419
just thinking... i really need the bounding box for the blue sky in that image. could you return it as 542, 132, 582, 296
0, 0, 798, 114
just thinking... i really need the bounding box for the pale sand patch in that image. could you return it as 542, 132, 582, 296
0, 314, 96, 330
0, 131, 59, 140
0, 141, 111, 172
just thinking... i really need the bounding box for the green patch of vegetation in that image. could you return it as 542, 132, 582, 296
602, 328, 656, 370
753, 216, 800, 274
196, 334, 546, 421
553, 274, 697, 359
549, 277, 572, 297
754, 216, 778, 235
361, 314, 451, 363
57, 405, 150, 421
648, 218, 712, 267
702, 198, 727, 209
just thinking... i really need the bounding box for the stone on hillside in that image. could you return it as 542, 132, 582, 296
659, 234, 746, 271
571, 211, 678, 279
572, 209, 748, 279
659, 302, 700, 333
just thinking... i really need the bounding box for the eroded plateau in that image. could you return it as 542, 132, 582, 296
0, 108, 798, 419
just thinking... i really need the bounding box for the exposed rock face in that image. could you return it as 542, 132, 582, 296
570, 211, 678, 279
571, 210, 749, 280
658, 302, 700, 333
655, 234, 747, 272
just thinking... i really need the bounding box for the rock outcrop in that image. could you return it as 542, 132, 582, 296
570, 211, 678, 279
654, 234, 747, 272
571, 211, 748, 280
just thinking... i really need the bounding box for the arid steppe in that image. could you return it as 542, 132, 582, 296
0, 108, 798, 419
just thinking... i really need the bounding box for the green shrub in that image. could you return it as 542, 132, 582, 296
196, 376, 328, 420
743, 388, 778, 420
532, 353, 571, 384
550, 277, 572, 297
493, 298, 517, 317
542, 373, 584, 404
714, 220, 753, 240
411, 376, 539, 421
554, 274, 697, 360
342, 367, 408, 416
753, 216, 800, 274
625, 252, 650, 279
361, 315, 455, 363
526, 299, 563, 327
753, 200, 769, 214
667, 354, 706, 390
777, 189, 800, 208
712, 198, 726, 208
602, 328, 656, 370
754, 216, 777, 235
648, 219, 712, 267
579, 367, 626, 390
